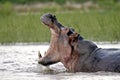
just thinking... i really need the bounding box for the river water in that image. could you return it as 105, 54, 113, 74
0, 43, 120, 80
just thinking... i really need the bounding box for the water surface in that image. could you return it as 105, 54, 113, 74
0, 43, 120, 80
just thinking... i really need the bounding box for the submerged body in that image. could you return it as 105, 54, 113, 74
64, 39, 120, 72
38, 13, 120, 72
75, 44, 120, 72
85, 48, 120, 72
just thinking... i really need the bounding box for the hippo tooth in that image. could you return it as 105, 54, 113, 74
38, 51, 42, 58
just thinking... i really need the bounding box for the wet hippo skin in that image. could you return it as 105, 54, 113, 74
38, 13, 120, 72
87, 48, 120, 72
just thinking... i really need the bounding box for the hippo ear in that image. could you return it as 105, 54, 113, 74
69, 33, 79, 46
74, 33, 79, 38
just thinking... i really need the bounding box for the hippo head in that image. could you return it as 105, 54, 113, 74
38, 14, 74, 66
41, 13, 64, 35
41, 13, 56, 26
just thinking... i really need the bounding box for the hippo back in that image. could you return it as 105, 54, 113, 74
91, 48, 120, 72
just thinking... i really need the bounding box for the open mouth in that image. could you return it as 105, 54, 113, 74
41, 14, 76, 35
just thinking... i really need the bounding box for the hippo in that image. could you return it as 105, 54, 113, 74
38, 13, 120, 72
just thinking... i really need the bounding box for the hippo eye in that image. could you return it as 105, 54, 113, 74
66, 28, 74, 36
67, 30, 73, 36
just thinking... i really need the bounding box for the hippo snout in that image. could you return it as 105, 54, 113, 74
40, 13, 56, 26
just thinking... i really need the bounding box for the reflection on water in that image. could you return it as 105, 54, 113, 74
0, 43, 120, 80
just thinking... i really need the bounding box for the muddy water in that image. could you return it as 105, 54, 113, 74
0, 43, 120, 80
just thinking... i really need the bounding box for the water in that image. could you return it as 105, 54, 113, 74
0, 43, 120, 80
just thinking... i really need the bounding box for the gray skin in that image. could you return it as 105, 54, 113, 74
39, 13, 120, 72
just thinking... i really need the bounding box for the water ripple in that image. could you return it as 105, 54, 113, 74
0, 44, 120, 80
